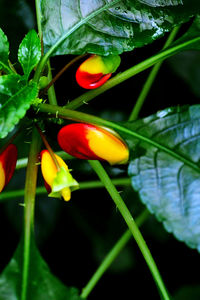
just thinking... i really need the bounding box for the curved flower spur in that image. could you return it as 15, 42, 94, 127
76, 54, 121, 89
57, 123, 129, 165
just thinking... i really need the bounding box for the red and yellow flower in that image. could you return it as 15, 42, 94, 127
76, 54, 121, 89
40, 150, 79, 201
0, 144, 17, 193
57, 123, 129, 165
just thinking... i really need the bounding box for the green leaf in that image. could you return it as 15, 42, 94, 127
40, 0, 200, 56
0, 28, 11, 73
0, 240, 82, 300
18, 30, 41, 79
0, 75, 38, 138
126, 105, 200, 251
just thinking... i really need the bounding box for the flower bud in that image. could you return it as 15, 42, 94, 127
57, 123, 129, 165
76, 54, 121, 89
38, 76, 49, 89
40, 150, 79, 201
0, 144, 17, 192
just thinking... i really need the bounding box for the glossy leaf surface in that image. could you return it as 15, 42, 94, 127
18, 29, 41, 79
125, 105, 200, 251
0, 75, 38, 138
40, 0, 200, 56
0, 28, 10, 72
0, 240, 82, 300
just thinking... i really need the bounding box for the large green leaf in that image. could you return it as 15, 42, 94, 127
125, 105, 200, 251
40, 0, 200, 56
0, 240, 81, 300
0, 28, 11, 73
0, 75, 38, 138
18, 30, 41, 79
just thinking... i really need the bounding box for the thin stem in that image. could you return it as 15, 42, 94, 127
37, 103, 200, 174
0, 178, 131, 202
35, 0, 57, 105
89, 160, 170, 300
46, 60, 58, 105
35, 0, 42, 41
21, 127, 41, 300
65, 35, 200, 110
81, 209, 149, 298
35, 124, 60, 170
42, 54, 87, 95
129, 25, 180, 121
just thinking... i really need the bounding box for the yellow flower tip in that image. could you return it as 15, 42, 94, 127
87, 126, 129, 165
61, 187, 71, 202
40, 150, 78, 201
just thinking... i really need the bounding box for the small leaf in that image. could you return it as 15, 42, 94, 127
18, 30, 41, 79
0, 74, 38, 138
40, 0, 200, 56
0, 28, 11, 73
124, 105, 200, 251
0, 239, 82, 300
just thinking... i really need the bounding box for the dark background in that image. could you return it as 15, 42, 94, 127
0, 1, 200, 299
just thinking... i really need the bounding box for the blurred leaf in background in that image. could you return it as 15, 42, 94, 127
169, 50, 200, 98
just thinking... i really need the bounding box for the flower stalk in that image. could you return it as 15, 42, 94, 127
89, 160, 170, 300
21, 127, 41, 300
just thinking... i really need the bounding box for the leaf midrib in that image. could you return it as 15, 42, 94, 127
23, 32, 35, 78
0, 84, 31, 111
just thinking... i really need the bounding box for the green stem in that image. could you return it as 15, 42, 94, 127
35, 0, 42, 40
89, 160, 170, 300
21, 128, 41, 300
35, 0, 58, 105
81, 209, 149, 298
33, 0, 121, 83
47, 60, 58, 105
0, 178, 131, 202
65, 35, 199, 110
129, 25, 180, 121
37, 103, 200, 174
